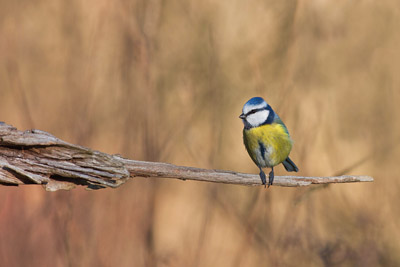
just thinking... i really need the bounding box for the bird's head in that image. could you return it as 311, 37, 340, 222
239, 97, 274, 128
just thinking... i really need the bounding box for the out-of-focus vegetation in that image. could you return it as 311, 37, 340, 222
1, 0, 400, 266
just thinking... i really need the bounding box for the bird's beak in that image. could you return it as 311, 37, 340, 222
239, 113, 246, 119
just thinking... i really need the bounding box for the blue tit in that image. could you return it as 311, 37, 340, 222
239, 97, 298, 187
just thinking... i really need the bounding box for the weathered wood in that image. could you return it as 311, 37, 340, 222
0, 122, 374, 191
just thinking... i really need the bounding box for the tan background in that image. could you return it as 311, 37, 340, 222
1, 0, 400, 266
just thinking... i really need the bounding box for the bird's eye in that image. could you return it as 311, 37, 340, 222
246, 108, 264, 116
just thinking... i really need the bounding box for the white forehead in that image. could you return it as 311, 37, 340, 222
243, 102, 268, 115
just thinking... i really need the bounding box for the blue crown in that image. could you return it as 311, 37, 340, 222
245, 97, 266, 106
243, 97, 267, 111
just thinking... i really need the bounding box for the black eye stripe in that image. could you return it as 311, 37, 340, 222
245, 108, 266, 116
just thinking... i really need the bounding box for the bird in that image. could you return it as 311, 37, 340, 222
239, 97, 298, 187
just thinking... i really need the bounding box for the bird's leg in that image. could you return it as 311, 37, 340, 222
268, 167, 274, 188
259, 167, 267, 188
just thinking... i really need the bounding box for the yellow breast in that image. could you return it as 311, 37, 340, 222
243, 123, 293, 168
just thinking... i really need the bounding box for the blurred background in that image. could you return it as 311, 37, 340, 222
1, 0, 400, 266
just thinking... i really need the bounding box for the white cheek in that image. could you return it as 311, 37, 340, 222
247, 110, 269, 127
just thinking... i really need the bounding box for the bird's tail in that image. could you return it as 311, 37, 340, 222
282, 157, 299, 172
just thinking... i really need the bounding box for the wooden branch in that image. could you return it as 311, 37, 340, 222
0, 122, 374, 191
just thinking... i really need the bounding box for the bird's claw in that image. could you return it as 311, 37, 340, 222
268, 169, 274, 187
259, 169, 267, 188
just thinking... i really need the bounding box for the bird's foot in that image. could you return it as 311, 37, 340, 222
268, 168, 274, 188
259, 169, 267, 188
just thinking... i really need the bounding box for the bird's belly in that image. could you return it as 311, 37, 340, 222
253, 144, 275, 167
244, 124, 293, 168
